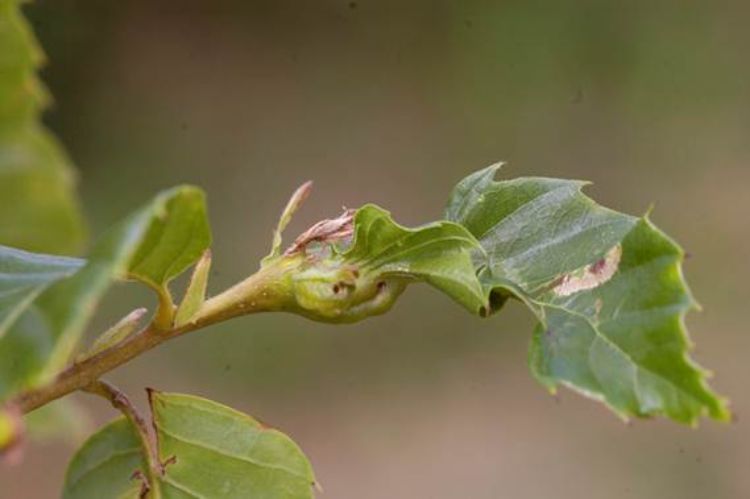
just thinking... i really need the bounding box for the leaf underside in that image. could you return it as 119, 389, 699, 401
445, 164, 728, 424
63, 392, 316, 499
0, 187, 211, 402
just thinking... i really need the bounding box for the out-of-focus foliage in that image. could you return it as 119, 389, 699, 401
0, 187, 210, 402
0, 0, 85, 254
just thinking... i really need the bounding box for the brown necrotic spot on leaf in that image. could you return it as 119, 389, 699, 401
553, 245, 622, 297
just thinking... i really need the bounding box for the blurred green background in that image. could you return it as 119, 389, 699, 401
2, 0, 749, 497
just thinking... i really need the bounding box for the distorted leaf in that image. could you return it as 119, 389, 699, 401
283, 204, 485, 322
343, 204, 486, 313
446, 164, 729, 424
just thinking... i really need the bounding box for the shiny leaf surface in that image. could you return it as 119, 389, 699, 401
446, 164, 728, 424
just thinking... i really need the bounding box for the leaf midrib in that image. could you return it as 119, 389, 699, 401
157, 426, 309, 481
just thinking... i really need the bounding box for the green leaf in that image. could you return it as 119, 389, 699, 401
80, 308, 148, 360
0, 0, 86, 254
282, 204, 485, 323
0, 245, 83, 339
0, 403, 21, 456
343, 204, 486, 314
63, 392, 316, 499
127, 189, 211, 291
445, 164, 729, 424
63, 417, 147, 499
174, 250, 211, 327
0, 186, 211, 402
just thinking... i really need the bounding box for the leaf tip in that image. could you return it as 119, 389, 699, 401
478, 161, 505, 182
710, 397, 733, 424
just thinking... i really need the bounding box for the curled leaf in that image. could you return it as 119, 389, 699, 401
280, 204, 485, 322
446, 164, 729, 424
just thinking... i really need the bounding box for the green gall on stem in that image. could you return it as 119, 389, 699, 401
189, 252, 407, 325
288, 258, 407, 323
190, 200, 484, 326
188, 185, 413, 325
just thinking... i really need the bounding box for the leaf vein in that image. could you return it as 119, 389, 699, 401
158, 426, 309, 481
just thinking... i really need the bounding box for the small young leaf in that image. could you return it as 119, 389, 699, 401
445, 164, 729, 424
174, 250, 212, 327
0, 186, 211, 402
128, 186, 211, 329
126, 187, 211, 290
63, 392, 317, 499
80, 308, 148, 360
263, 181, 313, 263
